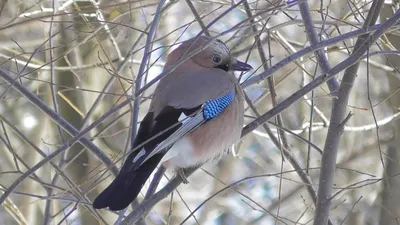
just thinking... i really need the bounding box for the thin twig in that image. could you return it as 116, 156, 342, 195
0, 68, 118, 175
242, 8, 400, 137
241, 22, 399, 88
131, 0, 167, 148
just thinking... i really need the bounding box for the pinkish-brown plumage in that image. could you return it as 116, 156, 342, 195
93, 36, 251, 211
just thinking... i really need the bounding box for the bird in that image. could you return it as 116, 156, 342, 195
93, 35, 252, 211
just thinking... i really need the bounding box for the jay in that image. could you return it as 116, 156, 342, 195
93, 36, 252, 211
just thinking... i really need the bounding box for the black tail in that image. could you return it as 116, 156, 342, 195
93, 112, 159, 211
92, 152, 164, 211
93, 108, 188, 211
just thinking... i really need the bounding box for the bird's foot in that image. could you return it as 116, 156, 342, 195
176, 168, 189, 184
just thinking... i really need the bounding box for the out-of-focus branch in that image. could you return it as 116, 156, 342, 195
0, 68, 136, 205
0, 93, 130, 205
0, 68, 118, 175
185, 0, 210, 36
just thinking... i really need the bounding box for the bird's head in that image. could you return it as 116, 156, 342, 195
167, 36, 253, 72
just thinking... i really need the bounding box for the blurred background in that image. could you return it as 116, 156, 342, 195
0, 0, 399, 224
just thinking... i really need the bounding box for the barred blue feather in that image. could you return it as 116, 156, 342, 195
203, 91, 234, 120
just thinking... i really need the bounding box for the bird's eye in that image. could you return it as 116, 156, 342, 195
212, 56, 222, 64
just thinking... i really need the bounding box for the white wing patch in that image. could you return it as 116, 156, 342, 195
178, 112, 189, 123
132, 148, 146, 163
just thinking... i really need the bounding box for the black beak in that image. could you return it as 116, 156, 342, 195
229, 59, 253, 72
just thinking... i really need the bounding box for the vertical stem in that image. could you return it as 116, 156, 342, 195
313, 1, 385, 225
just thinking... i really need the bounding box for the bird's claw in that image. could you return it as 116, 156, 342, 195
176, 168, 189, 184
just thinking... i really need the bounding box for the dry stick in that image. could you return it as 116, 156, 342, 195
0, 70, 119, 178
141, 0, 214, 208
119, 2, 168, 224
0, 117, 109, 224
298, 0, 333, 178
115, 8, 171, 221
185, 0, 211, 36
0, 57, 163, 71
131, 0, 167, 148
242, 4, 329, 223
242, 2, 290, 224
121, 7, 400, 225
244, 90, 321, 219
242, 8, 400, 137
299, 1, 338, 92
120, 167, 196, 225
0, 68, 131, 205
266, 121, 323, 154
248, 184, 306, 225
0, 2, 157, 32
298, 1, 336, 224
44, 1, 66, 224
82, 0, 177, 129
80, 25, 149, 128
240, 22, 397, 88
0, 24, 74, 101
0, 95, 129, 205
135, 3, 219, 219
0, 115, 80, 194
0, 119, 20, 172
313, 1, 386, 225
144, 166, 167, 201
179, 169, 321, 225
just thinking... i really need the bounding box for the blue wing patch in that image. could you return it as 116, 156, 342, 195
203, 91, 234, 120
